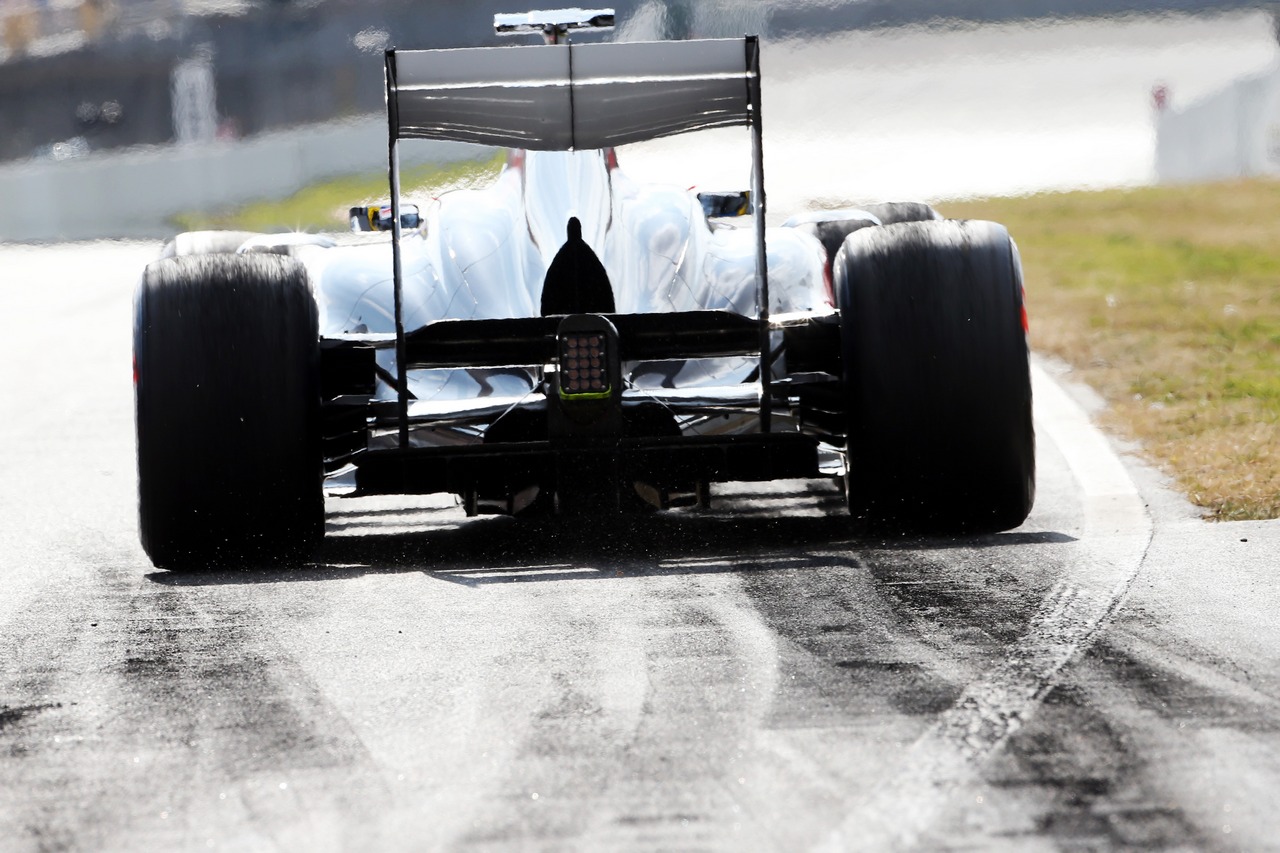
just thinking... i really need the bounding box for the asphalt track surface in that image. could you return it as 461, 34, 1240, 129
2, 241, 1279, 852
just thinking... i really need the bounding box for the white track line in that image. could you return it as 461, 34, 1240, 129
815, 360, 1153, 851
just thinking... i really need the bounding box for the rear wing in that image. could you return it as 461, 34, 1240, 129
385, 39, 758, 150
381, 37, 770, 447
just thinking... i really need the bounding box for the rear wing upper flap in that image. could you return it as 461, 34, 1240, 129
385, 37, 760, 150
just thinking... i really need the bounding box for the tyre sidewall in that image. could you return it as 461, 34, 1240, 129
835, 219, 1034, 533
135, 254, 322, 568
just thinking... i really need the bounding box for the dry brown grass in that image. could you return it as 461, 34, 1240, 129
944, 179, 1280, 520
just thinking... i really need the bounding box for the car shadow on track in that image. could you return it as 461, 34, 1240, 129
145, 485, 1077, 587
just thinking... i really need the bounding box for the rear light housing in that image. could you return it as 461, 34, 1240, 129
550, 315, 623, 436
556, 315, 620, 403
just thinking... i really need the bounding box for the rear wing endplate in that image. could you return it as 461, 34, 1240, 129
382, 37, 770, 447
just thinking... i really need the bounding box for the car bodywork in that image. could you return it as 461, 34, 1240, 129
135, 13, 1034, 568
295, 33, 850, 513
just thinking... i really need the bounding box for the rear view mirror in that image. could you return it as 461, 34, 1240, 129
350, 203, 422, 232
697, 190, 751, 219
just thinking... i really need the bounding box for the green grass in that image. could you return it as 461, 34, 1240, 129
172, 152, 506, 233
944, 179, 1280, 521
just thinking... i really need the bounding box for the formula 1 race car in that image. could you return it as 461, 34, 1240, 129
133, 10, 1034, 568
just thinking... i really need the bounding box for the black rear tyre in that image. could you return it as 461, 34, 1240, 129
835, 219, 1034, 533
159, 231, 260, 258
134, 254, 323, 568
859, 201, 941, 225
791, 203, 940, 276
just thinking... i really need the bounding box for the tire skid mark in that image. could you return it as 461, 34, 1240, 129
0, 533, 387, 852
1094, 629, 1280, 726
1054, 638, 1276, 851
816, 361, 1153, 851
964, 676, 1207, 851
951, 625, 1280, 851
436, 565, 782, 850
0, 538, 183, 851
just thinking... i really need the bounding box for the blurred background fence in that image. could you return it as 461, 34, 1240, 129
1, 0, 1277, 240
1156, 60, 1280, 181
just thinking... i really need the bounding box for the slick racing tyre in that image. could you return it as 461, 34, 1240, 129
859, 201, 941, 225
134, 253, 324, 568
793, 203, 940, 275
835, 219, 1034, 533
159, 231, 260, 258
794, 215, 879, 276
